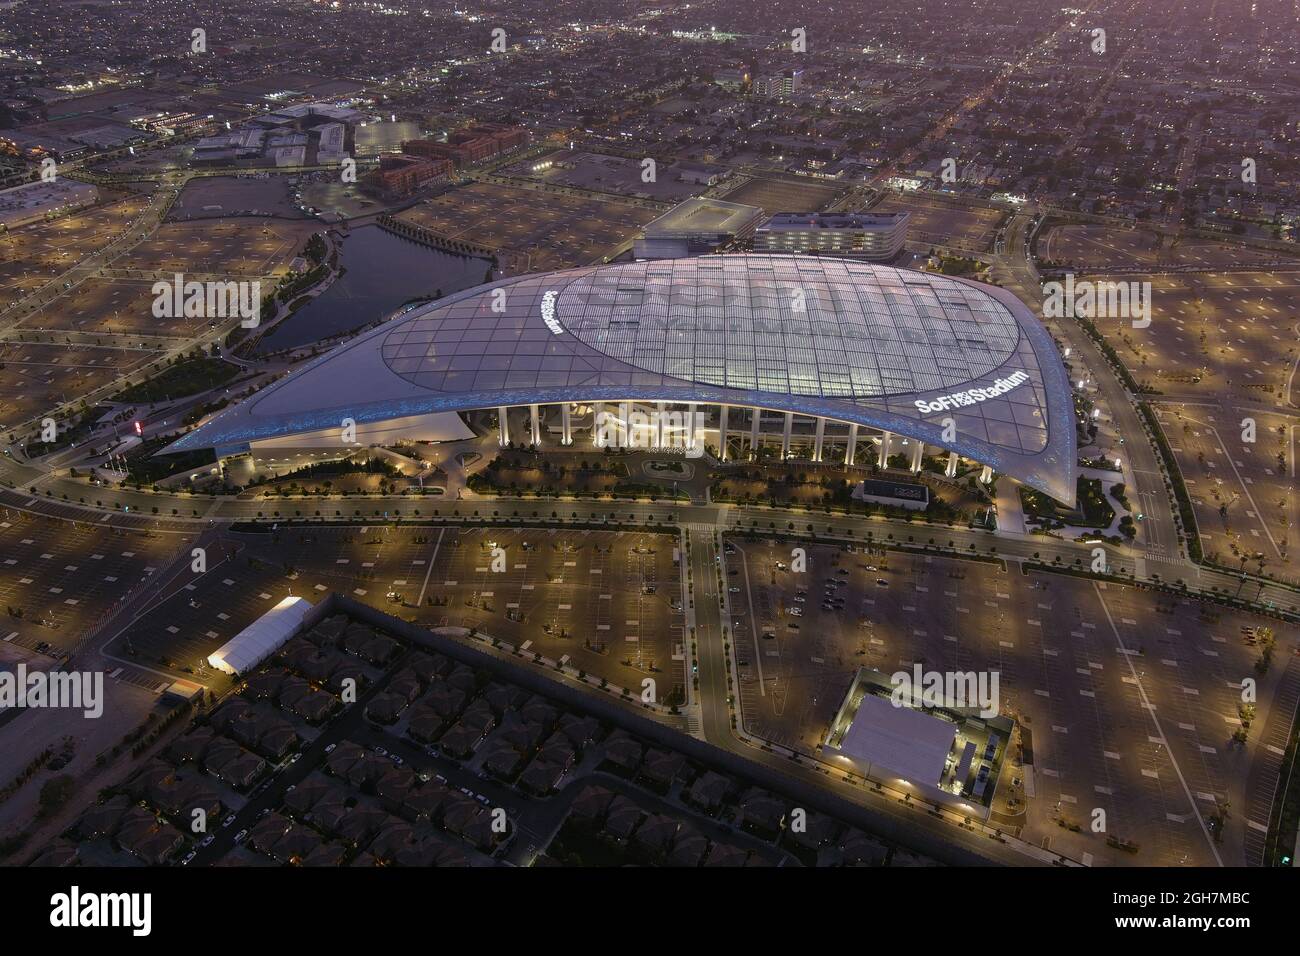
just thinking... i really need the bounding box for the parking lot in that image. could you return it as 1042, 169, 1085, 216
0, 508, 187, 657
109, 525, 688, 704
15, 276, 196, 337
0, 338, 158, 426
1153, 404, 1295, 584
872, 192, 1005, 253
723, 536, 1298, 866
1040, 222, 1290, 272
0, 194, 150, 308
398, 182, 657, 272
168, 175, 305, 221
1087, 271, 1300, 406
115, 218, 311, 277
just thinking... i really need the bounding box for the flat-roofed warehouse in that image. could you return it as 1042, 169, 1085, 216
828, 691, 957, 786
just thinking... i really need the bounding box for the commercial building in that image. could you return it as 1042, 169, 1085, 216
754, 69, 803, 99
754, 212, 910, 260
674, 161, 730, 186
823, 669, 1015, 816
402, 123, 529, 169
633, 197, 764, 259
315, 122, 348, 165
164, 255, 1076, 505
367, 153, 453, 197
713, 68, 750, 91
193, 102, 365, 167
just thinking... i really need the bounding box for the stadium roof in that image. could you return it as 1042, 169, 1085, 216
168, 255, 1076, 503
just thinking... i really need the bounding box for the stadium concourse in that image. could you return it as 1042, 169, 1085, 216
166, 255, 1077, 504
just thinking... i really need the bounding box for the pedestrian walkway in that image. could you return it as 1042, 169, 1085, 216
993, 479, 1027, 534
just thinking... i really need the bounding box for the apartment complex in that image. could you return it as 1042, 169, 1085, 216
402, 123, 529, 169
368, 153, 454, 197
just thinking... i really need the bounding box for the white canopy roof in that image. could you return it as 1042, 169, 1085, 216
207, 596, 312, 675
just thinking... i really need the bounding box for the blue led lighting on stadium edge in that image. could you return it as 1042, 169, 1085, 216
166, 255, 1077, 504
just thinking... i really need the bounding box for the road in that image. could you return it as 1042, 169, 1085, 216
993, 211, 1183, 565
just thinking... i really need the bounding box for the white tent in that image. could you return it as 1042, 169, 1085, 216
207, 596, 312, 675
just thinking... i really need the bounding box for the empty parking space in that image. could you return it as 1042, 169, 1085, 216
724, 536, 1295, 866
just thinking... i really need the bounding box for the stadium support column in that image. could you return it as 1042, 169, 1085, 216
980, 464, 993, 484
561, 403, 572, 446
880, 430, 892, 467
656, 402, 666, 449
813, 417, 825, 462
946, 450, 958, 478
498, 406, 510, 446
530, 404, 541, 447
749, 408, 761, 460
910, 440, 924, 474
686, 403, 698, 454
593, 403, 607, 447
718, 404, 730, 462
844, 423, 858, 466
782, 412, 793, 460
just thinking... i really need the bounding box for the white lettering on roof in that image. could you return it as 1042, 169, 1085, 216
540, 290, 563, 335
913, 370, 1030, 414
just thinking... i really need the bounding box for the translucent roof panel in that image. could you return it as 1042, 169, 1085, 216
167, 255, 1076, 504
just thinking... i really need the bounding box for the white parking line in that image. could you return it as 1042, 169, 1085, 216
1094, 582, 1223, 866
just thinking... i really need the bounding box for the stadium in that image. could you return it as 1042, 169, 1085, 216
166, 255, 1077, 504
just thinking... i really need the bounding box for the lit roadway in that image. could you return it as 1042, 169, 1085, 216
2, 455, 1296, 617
993, 211, 1184, 565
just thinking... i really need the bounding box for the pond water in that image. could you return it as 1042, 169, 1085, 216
256, 224, 490, 353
